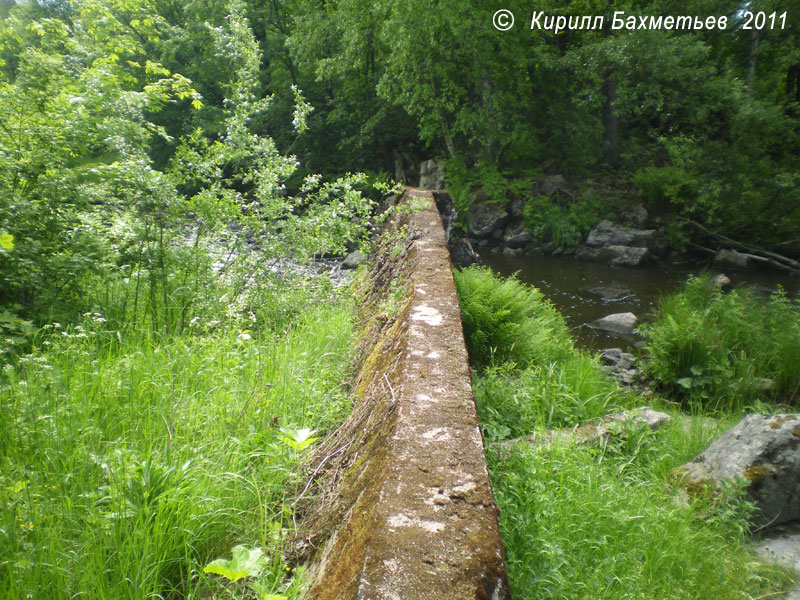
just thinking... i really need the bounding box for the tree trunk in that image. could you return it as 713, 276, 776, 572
602, 75, 619, 167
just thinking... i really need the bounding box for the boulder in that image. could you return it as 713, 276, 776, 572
588, 312, 639, 335
710, 273, 732, 289
600, 347, 640, 385
714, 249, 753, 271
342, 250, 368, 269
418, 159, 446, 190
503, 406, 671, 449
575, 245, 652, 267
585, 220, 660, 249
584, 286, 636, 303
449, 237, 480, 268
467, 191, 510, 238
540, 174, 568, 196
502, 219, 532, 248
600, 347, 636, 370
674, 413, 800, 529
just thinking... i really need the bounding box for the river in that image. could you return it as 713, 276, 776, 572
480, 252, 800, 351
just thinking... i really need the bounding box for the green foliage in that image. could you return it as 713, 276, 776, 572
204, 545, 267, 583
489, 431, 794, 600
475, 355, 634, 442
0, 289, 355, 598
522, 192, 613, 249
643, 273, 800, 409
634, 165, 697, 211
453, 266, 571, 372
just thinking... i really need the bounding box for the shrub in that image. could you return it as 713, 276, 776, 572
522, 193, 613, 249
453, 266, 571, 372
643, 273, 800, 409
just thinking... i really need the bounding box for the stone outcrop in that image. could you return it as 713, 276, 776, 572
674, 413, 800, 529
467, 191, 510, 239
502, 218, 532, 248
449, 236, 480, 268
419, 159, 446, 190
292, 189, 509, 600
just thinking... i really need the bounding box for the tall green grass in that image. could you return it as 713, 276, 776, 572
455, 267, 796, 600
453, 266, 572, 372
643, 273, 800, 410
0, 299, 355, 599
490, 431, 794, 600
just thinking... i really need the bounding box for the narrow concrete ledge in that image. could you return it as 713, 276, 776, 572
291, 189, 510, 599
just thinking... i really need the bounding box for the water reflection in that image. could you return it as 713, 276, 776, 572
480, 252, 800, 351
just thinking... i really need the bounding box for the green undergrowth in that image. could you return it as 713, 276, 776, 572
0, 291, 356, 599
455, 265, 796, 600
642, 272, 800, 410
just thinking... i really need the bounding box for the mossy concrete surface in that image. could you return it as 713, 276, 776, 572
295, 189, 510, 599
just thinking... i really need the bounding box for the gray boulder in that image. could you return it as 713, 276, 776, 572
714, 249, 754, 271
588, 312, 639, 335
449, 237, 480, 268
585, 220, 659, 249
502, 219, 532, 248
575, 245, 652, 267
674, 413, 800, 529
418, 159, 446, 190
540, 174, 568, 196
584, 286, 636, 303
710, 273, 732, 289
342, 250, 368, 269
467, 191, 510, 238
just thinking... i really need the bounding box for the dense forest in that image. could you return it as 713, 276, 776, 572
2, 0, 800, 332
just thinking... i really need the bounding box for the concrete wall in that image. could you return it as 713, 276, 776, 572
291, 189, 510, 600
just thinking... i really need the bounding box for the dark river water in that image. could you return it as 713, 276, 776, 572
480, 252, 800, 351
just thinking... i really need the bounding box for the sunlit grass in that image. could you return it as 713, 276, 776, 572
458, 267, 796, 600
0, 299, 355, 599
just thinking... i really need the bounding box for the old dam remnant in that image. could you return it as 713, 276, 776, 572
291, 189, 510, 599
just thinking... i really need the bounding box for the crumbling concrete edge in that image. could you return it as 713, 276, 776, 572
292, 189, 511, 599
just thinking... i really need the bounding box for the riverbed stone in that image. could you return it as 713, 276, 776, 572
713, 248, 753, 271
588, 312, 639, 335
711, 273, 732, 288
584, 286, 636, 303
576, 245, 652, 267
418, 159, 446, 189
673, 413, 800, 529
467, 191, 510, 238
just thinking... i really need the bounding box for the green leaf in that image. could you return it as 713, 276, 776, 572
676, 377, 694, 389
203, 545, 266, 583
0, 233, 14, 250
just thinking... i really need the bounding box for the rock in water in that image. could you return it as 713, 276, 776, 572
588, 312, 639, 335
674, 413, 800, 529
